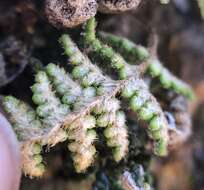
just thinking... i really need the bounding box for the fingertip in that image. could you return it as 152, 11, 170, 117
0, 113, 21, 190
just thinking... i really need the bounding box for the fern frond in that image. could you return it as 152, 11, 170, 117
97, 31, 194, 100
1, 17, 194, 178
82, 18, 169, 155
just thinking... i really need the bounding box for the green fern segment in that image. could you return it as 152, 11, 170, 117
31, 71, 70, 127
60, 34, 86, 65
99, 30, 194, 100
147, 59, 194, 100
94, 98, 129, 161
60, 34, 116, 97
84, 16, 97, 43
21, 142, 45, 177
60, 34, 106, 81
99, 31, 149, 63
2, 96, 42, 139
67, 115, 97, 173
104, 110, 129, 161
46, 63, 82, 106
2, 96, 45, 177
122, 79, 168, 156
83, 18, 131, 79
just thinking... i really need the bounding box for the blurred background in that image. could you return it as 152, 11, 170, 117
0, 0, 204, 189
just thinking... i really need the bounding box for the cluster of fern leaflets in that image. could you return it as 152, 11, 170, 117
1, 17, 193, 179
98, 31, 194, 100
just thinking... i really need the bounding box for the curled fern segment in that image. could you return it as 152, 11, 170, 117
31, 71, 70, 127
60, 34, 115, 96
2, 96, 45, 177
104, 110, 129, 162
46, 63, 81, 107
94, 98, 129, 162
21, 142, 45, 177
2, 96, 42, 140
83, 18, 131, 79
99, 31, 149, 63
60, 34, 86, 65
67, 115, 97, 172
95, 98, 121, 127
147, 59, 194, 100
122, 79, 169, 156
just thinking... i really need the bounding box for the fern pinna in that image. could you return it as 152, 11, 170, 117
1, 18, 193, 179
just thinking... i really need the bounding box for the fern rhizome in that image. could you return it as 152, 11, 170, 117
1, 17, 194, 177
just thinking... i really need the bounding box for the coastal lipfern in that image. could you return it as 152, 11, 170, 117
1, 17, 193, 179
